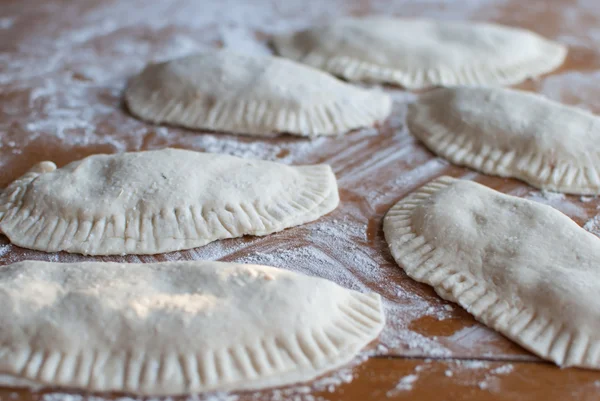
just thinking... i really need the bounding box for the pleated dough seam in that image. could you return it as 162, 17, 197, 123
126, 86, 391, 137
0, 292, 383, 394
407, 106, 600, 194
297, 42, 566, 89
383, 176, 596, 368
0, 165, 339, 255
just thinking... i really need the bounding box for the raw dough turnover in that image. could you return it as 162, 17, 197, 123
408, 87, 600, 194
0, 260, 385, 395
124, 50, 392, 137
384, 176, 600, 369
273, 17, 567, 89
0, 148, 339, 255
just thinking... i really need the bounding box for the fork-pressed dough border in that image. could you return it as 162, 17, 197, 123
274, 36, 567, 89
0, 163, 339, 255
0, 290, 384, 395
125, 77, 392, 137
407, 101, 600, 195
383, 176, 599, 368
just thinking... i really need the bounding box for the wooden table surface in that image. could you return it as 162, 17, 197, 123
1, 0, 600, 400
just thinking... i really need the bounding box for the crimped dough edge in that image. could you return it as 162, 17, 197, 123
407, 98, 600, 195
383, 176, 599, 369
274, 33, 567, 90
0, 289, 384, 395
0, 163, 340, 255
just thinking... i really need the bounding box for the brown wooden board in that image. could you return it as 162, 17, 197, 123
1, 0, 600, 399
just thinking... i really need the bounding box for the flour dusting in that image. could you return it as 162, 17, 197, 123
0, 243, 12, 258
522, 190, 588, 220
386, 374, 419, 395
2, 0, 599, 399
538, 71, 600, 112
234, 215, 454, 358
490, 364, 514, 375
584, 215, 600, 237
382, 359, 517, 397
0, 17, 14, 29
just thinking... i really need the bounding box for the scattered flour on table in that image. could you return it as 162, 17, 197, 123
386, 359, 514, 397
426, 304, 454, 320
0, 243, 12, 258
0, 215, 453, 400
386, 374, 419, 396
552, 0, 600, 46
0, 17, 14, 29
257, 361, 358, 401
443, 325, 521, 360
184, 134, 284, 161
386, 89, 418, 130
0, 0, 533, 174
365, 158, 449, 207
235, 216, 454, 360
457, 360, 491, 370
490, 364, 515, 375
2, 0, 596, 399
539, 71, 600, 112
584, 215, 600, 237
475, 363, 515, 392
235, 217, 378, 292
383, 360, 516, 397
522, 190, 588, 220
180, 133, 330, 162
309, 219, 367, 240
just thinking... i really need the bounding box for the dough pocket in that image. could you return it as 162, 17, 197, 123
0, 148, 339, 255
125, 50, 391, 137
274, 17, 566, 89
0, 260, 385, 394
408, 87, 600, 195
384, 176, 600, 369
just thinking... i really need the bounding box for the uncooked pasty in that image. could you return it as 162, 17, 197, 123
125, 50, 391, 137
384, 176, 600, 369
408, 86, 600, 194
0, 148, 339, 255
0, 260, 385, 394
273, 17, 567, 89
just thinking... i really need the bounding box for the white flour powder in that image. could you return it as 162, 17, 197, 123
1, 0, 598, 399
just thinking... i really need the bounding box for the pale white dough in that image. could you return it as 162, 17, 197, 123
0, 148, 339, 255
408, 87, 600, 194
124, 50, 391, 137
273, 17, 567, 89
384, 176, 600, 369
0, 260, 385, 395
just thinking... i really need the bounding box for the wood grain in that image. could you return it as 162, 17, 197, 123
3, 358, 600, 401
1, 0, 600, 399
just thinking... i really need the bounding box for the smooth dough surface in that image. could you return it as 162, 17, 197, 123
273, 17, 567, 89
0, 148, 339, 255
0, 260, 384, 395
124, 50, 391, 137
408, 87, 600, 194
384, 176, 600, 369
